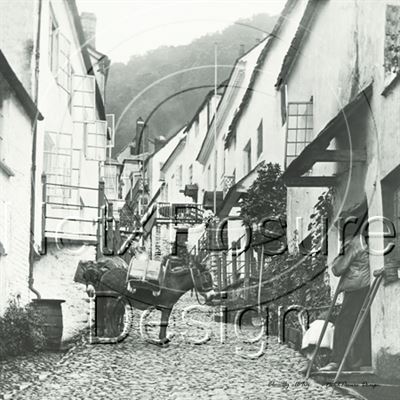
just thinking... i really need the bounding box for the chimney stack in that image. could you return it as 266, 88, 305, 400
239, 44, 245, 57
154, 136, 167, 152
80, 12, 97, 48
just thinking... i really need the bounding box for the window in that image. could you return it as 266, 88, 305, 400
285, 100, 313, 168
280, 84, 287, 125
384, 5, 400, 82
49, 8, 59, 75
188, 164, 193, 184
104, 164, 118, 200
164, 183, 169, 202
243, 140, 251, 175
232, 129, 237, 151
72, 74, 96, 122
44, 131, 79, 204
57, 33, 71, 94
72, 75, 106, 161
159, 162, 165, 181
257, 120, 263, 158
85, 120, 107, 161
176, 165, 183, 189
106, 114, 115, 148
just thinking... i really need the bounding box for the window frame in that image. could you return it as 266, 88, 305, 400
48, 7, 59, 76
243, 140, 252, 175
188, 164, 193, 185
257, 119, 263, 158
284, 100, 313, 169
85, 120, 107, 162
43, 130, 76, 205
106, 114, 115, 148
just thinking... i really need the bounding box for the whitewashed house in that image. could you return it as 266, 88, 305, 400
200, 0, 312, 286
0, 51, 43, 313
140, 126, 189, 259
0, 0, 112, 340
279, 0, 400, 380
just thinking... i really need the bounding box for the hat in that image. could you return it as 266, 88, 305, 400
334, 198, 368, 237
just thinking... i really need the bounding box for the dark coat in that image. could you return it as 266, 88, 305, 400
332, 236, 370, 292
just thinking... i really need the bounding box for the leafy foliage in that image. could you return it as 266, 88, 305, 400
260, 190, 334, 333
240, 162, 286, 224
0, 299, 45, 359
106, 14, 277, 155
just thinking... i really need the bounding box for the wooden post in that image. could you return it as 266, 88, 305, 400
106, 202, 114, 255
231, 241, 238, 284
244, 248, 251, 301
216, 255, 222, 292
250, 250, 257, 278
221, 252, 227, 289
40, 174, 47, 254
97, 180, 105, 259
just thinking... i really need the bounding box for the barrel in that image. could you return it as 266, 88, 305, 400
31, 299, 65, 350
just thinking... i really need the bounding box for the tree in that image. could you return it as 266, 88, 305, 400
239, 162, 287, 255
240, 162, 286, 223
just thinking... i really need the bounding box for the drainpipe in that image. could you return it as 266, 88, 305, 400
28, 0, 43, 299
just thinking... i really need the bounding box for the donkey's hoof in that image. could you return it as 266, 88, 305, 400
158, 338, 170, 347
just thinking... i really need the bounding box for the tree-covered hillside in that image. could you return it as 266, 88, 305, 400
106, 13, 277, 155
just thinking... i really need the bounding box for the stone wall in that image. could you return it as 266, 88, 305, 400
33, 243, 96, 342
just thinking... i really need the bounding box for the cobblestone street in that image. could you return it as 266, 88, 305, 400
8, 295, 355, 400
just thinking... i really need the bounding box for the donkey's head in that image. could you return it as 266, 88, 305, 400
79, 261, 102, 298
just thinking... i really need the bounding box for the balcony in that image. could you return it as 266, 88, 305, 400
141, 202, 204, 234
156, 202, 203, 223
41, 174, 102, 248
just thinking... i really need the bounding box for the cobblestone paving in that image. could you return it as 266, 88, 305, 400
11, 294, 355, 400
0, 351, 62, 395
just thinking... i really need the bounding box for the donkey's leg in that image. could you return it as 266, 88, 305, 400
159, 308, 172, 344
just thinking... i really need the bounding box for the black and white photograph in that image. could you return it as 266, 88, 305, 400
0, 0, 400, 398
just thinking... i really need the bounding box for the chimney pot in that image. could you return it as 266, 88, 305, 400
239, 44, 245, 57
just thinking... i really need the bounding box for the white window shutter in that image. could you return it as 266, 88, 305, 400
43, 131, 74, 203
85, 120, 106, 161
57, 32, 71, 93
72, 74, 96, 122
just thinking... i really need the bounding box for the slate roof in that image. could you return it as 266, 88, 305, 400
275, 0, 320, 89
0, 50, 43, 121
224, 0, 298, 149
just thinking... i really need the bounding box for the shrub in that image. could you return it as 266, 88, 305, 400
0, 299, 46, 360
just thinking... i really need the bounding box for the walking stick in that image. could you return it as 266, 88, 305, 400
333, 269, 384, 383
305, 275, 344, 379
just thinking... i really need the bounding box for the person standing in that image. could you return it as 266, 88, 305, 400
320, 231, 371, 371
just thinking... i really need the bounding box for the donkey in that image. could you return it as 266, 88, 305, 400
83, 256, 215, 345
